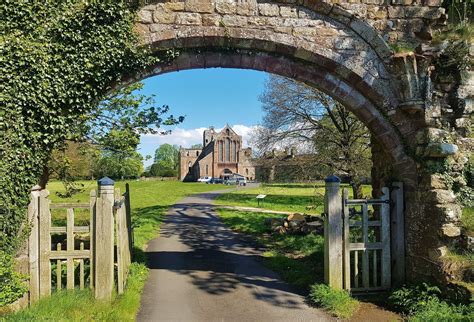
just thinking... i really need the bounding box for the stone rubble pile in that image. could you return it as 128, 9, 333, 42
265, 213, 324, 235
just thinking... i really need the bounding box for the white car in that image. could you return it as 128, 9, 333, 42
197, 176, 212, 183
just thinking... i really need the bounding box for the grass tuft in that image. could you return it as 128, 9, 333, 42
308, 283, 359, 319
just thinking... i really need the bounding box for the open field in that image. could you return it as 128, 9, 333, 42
215, 182, 372, 214
6, 179, 225, 320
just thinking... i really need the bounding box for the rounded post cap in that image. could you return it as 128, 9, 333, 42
98, 176, 115, 186
325, 174, 341, 183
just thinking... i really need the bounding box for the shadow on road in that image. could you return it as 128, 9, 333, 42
145, 200, 308, 309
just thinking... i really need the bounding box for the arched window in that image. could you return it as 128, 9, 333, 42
188, 161, 192, 173
246, 168, 249, 175
233, 141, 237, 162
196, 151, 199, 157
218, 141, 223, 162
206, 164, 209, 176
226, 138, 230, 162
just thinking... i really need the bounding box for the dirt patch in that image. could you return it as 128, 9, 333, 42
350, 302, 401, 321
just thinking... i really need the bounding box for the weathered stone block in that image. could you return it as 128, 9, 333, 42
428, 246, 448, 260
154, 11, 177, 24
430, 189, 456, 204
423, 0, 443, 6
280, 6, 298, 18
236, 0, 257, 16
425, 143, 459, 157
258, 3, 279, 16
216, 0, 236, 14
273, 26, 292, 34
176, 12, 202, 25
185, 0, 215, 13
222, 15, 248, 27
388, 6, 444, 19
421, 174, 448, 190
165, 2, 186, 11
138, 10, 154, 24
441, 223, 461, 237
435, 204, 462, 222
202, 14, 221, 26
247, 16, 268, 26
367, 6, 388, 20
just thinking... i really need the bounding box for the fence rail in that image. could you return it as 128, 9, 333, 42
26, 178, 133, 305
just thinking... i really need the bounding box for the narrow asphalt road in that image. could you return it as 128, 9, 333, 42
137, 189, 332, 322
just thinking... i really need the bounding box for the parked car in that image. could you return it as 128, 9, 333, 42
197, 176, 212, 183
224, 178, 237, 185
207, 178, 224, 184
237, 178, 247, 186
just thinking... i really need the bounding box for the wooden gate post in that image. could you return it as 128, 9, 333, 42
94, 177, 115, 301
391, 182, 405, 287
28, 185, 42, 304
324, 175, 343, 289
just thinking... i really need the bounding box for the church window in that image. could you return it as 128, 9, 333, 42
218, 141, 223, 162
226, 138, 230, 162
232, 141, 237, 162
196, 151, 199, 157
206, 164, 209, 175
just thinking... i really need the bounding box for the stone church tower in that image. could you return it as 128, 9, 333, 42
178, 125, 256, 182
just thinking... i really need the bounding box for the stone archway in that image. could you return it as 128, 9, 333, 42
127, 0, 468, 285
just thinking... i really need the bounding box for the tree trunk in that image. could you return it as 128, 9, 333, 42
351, 181, 363, 199
38, 165, 50, 189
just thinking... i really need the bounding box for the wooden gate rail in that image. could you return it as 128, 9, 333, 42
30, 191, 94, 299
342, 187, 391, 292
114, 184, 132, 295
27, 177, 133, 305
324, 175, 405, 292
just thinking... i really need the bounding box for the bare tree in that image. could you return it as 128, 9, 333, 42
253, 75, 371, 197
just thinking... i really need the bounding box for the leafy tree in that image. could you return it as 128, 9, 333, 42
151, 144, 179, 177
43, 82, 183, 188
191, 144, 203, 149
93, 151, 144, 180
253, 75, 371, 197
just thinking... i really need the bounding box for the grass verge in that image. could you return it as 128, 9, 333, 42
215, 183, 371, 214
309, 284, 359, 319
218, 209, 324, 290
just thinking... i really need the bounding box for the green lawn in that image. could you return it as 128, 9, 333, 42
6, 179, 224, 321
215, 182, 372, 214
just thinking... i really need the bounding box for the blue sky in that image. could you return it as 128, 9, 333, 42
138, 68, 268, 166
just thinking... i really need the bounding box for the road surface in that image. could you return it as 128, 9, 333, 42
137, 190, 331, 322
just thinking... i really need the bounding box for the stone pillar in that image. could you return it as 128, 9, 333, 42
94, 177, 115, 301
324, 175, 343, 289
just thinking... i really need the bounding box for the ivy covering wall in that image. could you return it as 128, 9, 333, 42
0, 0, 154, 305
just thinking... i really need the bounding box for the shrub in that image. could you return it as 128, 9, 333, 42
309, 283, 358, 319
389, 283, 474, 321
389, 282, 442, 315
0, 251, 28, 307
410, 299, 473, 322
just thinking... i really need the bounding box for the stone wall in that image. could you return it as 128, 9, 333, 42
134, 0, 472, 285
